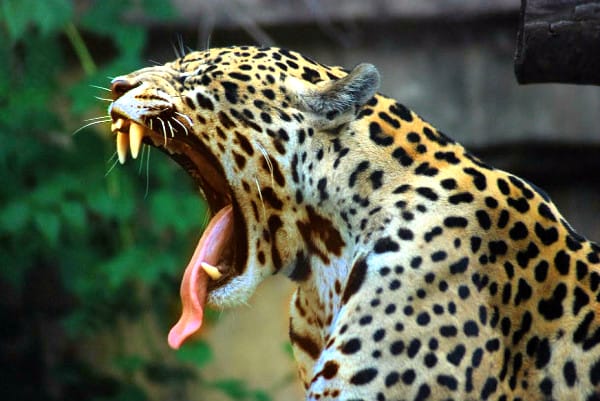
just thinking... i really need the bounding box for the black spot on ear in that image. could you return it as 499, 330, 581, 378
341, 258, 368, 304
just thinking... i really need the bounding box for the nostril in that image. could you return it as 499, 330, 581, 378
110, 78, 136, 98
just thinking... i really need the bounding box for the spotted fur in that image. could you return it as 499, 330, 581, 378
108, 46, 600, 401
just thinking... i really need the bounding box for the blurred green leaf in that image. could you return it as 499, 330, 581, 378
1, 0, 36, 40
176, 340, 214, 368
282, 341, 295, 359
103, 247, 146, 289
144, 361, 196, 383
86, 179, 135, 221
0, 201, 31, 234
60, 201, 87, 230
210, 379, 273, 401
212, 379, 251, 399
33, 210, 61, 245
80, 0, 131, 35
111, 384, 148, 401
150, 189, 205, 235
113, 354, 146, 375
2, 1, 70, 56
141, 0, 177, 20
35, 0, 73, 35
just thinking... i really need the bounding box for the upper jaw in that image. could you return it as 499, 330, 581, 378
108, 89, 245, 283
108, 95, 231, 213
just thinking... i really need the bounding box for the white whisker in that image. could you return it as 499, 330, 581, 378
94, 96, 113, 102
104, 156, 120, 177
255, 141, 274, 187
141, 145, 151, 199
72, 118, 111, 136
254, 177, 266, 217
172, 117, 189, 136
172, 35, 187, 59
206, 33, 212, 50
175, 111, 193, 127
167, 120, 175, 137
157, 117, 168, 146
106, 151, 117, 164
84, 116, 111, 122
90, 84, 111, 92
145, 146, 151, 198
201, 207, 211, 228
138, 143, 146, 175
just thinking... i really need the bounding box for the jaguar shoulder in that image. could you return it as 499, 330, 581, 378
107, 46, 600, 401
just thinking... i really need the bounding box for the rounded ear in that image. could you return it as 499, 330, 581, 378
288, 63, 380, 122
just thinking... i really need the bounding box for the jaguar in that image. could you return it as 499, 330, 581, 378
107, 45, 600, 401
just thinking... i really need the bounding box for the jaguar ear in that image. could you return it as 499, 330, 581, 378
288, 63, 380, 125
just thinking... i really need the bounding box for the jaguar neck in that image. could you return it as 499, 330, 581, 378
282, 123, 388, 335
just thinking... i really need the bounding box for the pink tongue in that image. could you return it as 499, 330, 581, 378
168, 205, 234, 349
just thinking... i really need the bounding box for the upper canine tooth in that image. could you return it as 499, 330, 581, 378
116, 131, 129, 164
200, 262, 223, 280
113, 118, 125, 131
130, 122, 144, 159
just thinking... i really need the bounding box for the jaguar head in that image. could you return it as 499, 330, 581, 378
107, 46, 379, 348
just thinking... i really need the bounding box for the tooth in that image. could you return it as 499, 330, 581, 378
112, 118, 125, 132
116, 131, 129, 164
130, 122, 144, 159
200, 262, 223, 280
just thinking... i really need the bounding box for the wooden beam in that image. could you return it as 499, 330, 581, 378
515, 0, 600, 85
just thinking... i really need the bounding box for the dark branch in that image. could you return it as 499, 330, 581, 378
515, 0, 600, 85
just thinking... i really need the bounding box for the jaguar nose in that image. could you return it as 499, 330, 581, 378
110, 77, 138, 98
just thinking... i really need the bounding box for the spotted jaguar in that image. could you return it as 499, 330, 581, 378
106, 46, 600, 401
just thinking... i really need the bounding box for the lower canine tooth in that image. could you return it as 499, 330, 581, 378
200, 262, 223, 280
130, 122, 144, 159
116, 131, 129, 164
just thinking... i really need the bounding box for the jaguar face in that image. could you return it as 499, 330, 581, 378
107, 46, 379, 349
109, 70, 242, 278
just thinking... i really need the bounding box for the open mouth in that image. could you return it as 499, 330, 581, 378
108, 107, 246, 349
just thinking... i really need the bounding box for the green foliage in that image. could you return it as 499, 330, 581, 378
209, 380, 272, 401
0, 2, 285, 401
